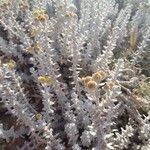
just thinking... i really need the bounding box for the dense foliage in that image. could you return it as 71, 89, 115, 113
0, 0, 150, 149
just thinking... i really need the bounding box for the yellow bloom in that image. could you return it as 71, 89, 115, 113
32, 8, 48, 22
26, 42, 41, 53
38, 75, 53, 85
26, 46, 34, 53
6, 60, 16, 69
32, 8, 45, 17
35, 113, 41, 120
65, 12, 77, 18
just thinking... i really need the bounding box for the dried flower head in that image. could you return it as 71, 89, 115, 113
65, 12, 77, 18
79, 77, 85, 84
92, 72, 103, 82
36, 15, 47, 22
98, 70, 108, 80
35, 113, 42, 120
86, 80, 97, 90
81, 76, 93, 85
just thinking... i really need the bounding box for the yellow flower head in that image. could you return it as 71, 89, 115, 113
35, 113, 41, 120
32, 8, 48, 22
33, 8, 45, 17
6, 60, 16, 69
26, 46, 34, 53
105, 80, 116, 90
35, 14, 47, 22
65, 12, 77, 18
38, 75, 53, 85
26, 42, 41, 53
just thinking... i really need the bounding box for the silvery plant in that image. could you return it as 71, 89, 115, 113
0, 0, 150, 150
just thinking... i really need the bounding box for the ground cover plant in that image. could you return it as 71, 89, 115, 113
0, 0, 150, 149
